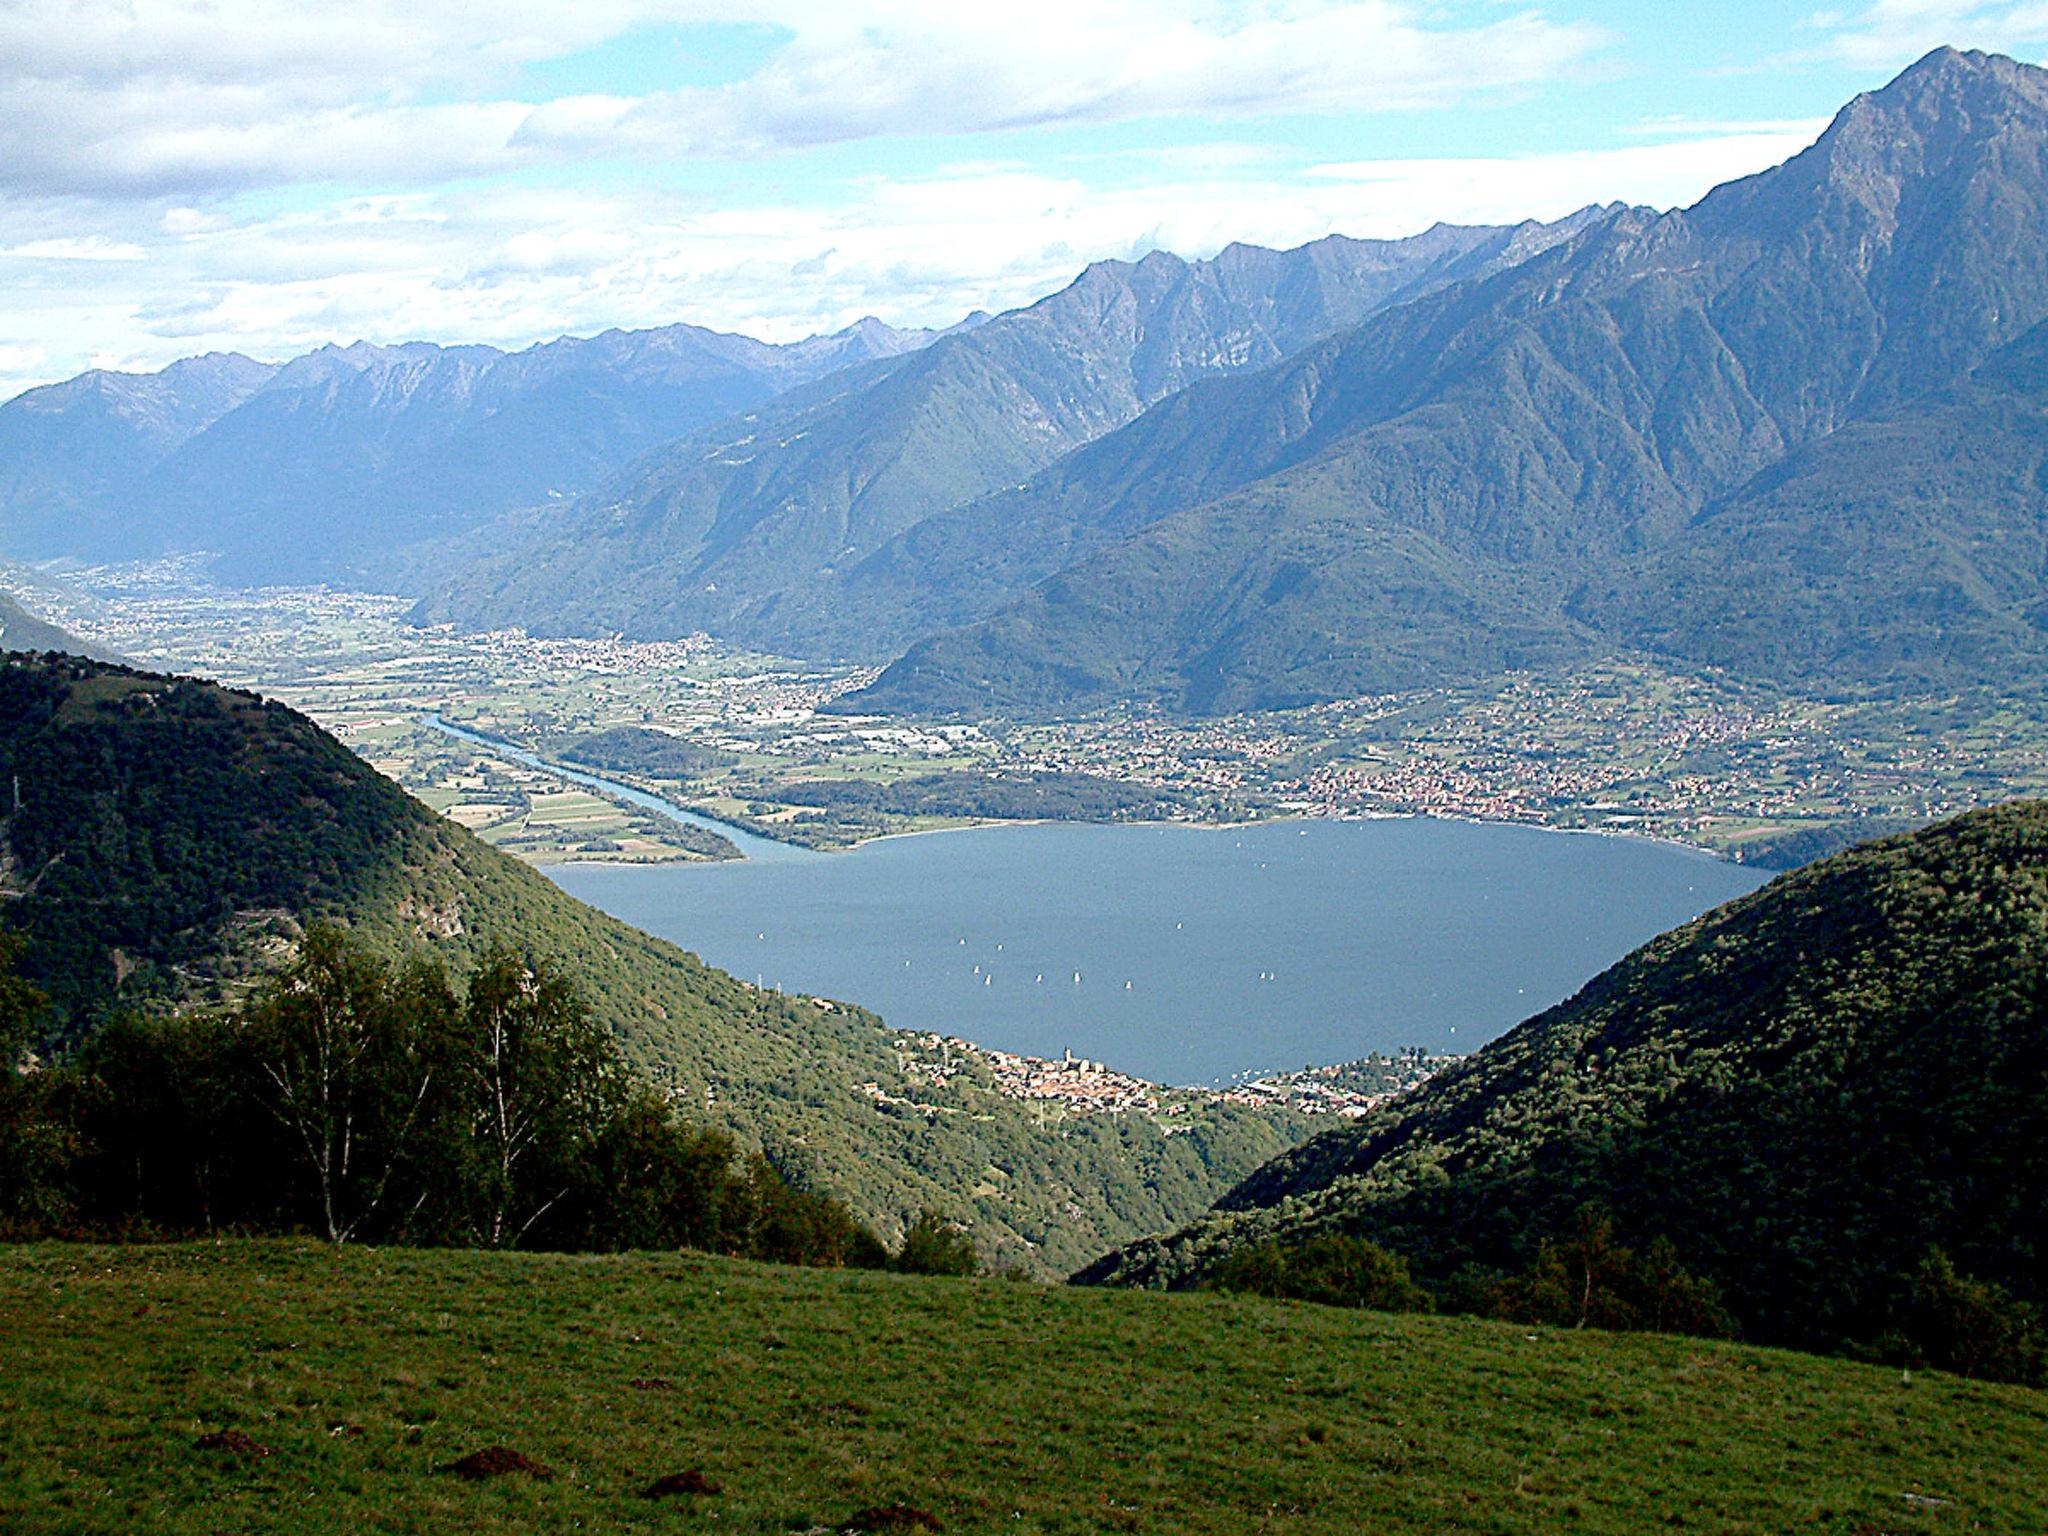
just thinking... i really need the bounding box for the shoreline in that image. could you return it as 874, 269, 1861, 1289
561, 801, 1751, 870
422, 711, 1768, 872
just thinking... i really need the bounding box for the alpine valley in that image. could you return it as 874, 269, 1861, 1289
1, 33, 2045, 1536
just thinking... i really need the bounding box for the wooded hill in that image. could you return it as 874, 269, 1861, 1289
0, 653, 1305, 1272
1081, 801, 2048, 1380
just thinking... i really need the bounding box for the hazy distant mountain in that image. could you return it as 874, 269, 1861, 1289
849, 48, 2048, 714
418, 211, 1619, 651
0, 353, 276, 534
0, 318, 942, 586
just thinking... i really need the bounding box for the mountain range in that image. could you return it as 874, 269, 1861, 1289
415, 210, 1617, 654
847, 46, 2048, 713
0, 317, 946, 587
7, 50, 2046, 721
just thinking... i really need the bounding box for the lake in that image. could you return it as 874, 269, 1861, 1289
548, 814, 1767, 1086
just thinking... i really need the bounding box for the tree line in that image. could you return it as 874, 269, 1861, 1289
1206, 1216, 2045, 1387
0, 929, 975, 1275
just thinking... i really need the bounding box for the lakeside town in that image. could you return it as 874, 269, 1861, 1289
885, 1031, 1460, 1121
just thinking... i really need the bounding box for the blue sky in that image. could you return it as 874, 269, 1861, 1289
1, 1, 2045, 394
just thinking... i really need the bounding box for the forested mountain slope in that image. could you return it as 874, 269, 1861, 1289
854, 47, 2048, 714
0, 655, 1304, 1271
1082, 801, 2048, 1366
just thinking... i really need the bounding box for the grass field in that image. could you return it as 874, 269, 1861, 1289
2, 1243, 2041, 1535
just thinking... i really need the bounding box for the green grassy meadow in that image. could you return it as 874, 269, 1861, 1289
2, 1242, 2041, 1535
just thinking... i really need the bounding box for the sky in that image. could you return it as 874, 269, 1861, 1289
2, 1, 2046, 395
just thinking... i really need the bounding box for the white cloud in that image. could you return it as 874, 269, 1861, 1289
0, 236, 149, 261
1304, 128, 1828, 228
0, 2, 1878, 397
522, 4, 1612, 159
0, 2, 1610, 198
0, 122, 1824, 397
1802, 1, 2048, 68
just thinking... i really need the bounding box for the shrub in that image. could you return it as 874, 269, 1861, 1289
894, 1211, 979, 1276
1895, 1249, 2045, 1386
1209, 1233, 1433, 1313
1481, 1211, 1731, 1338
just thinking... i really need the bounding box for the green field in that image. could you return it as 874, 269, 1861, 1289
2, 1242, 2041, 1535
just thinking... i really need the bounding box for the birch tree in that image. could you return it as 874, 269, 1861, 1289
248, 928, 451, 1243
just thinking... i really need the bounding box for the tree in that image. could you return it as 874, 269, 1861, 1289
1897, 1249, 2045, 1386
245, 927, 453, 1243
455, 947, 620, 1248
0, 934, 66, 1231
1210, 1233, 1432, 1313
1484, 1209, 1731, 1337
65, 1010, 257, 1234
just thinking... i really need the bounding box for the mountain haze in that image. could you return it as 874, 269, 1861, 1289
0, 319, 941, 587
0, 592, 117, 661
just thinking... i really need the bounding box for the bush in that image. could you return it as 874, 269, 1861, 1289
894, 1211, 978, 1276
1210, 1233, 1433, 1313
1480, 1211, 1731, 1338
1895, 1249, 2045, 1386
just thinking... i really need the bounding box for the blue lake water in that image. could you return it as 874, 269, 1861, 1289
548, 816, 1767, 1086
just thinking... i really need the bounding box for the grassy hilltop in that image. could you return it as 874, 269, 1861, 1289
2, 1240, 2042, 1536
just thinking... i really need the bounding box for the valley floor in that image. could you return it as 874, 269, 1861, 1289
26, 575, 2048, 869
1, 1242, 2040, 1536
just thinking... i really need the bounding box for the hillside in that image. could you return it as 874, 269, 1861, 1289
850, 48, 2048, 714
418, 213, 1616, 658
3, 1241, 2041, 1536
0, 593, 117, 661
1081, 802, 2048, 1367
0, 319, 939, 588
0, 655, 1305, 1272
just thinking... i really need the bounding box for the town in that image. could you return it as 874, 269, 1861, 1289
15, 571, 2048, 870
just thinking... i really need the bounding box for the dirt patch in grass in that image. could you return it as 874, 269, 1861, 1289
441, 1447, 552, 1481
193, 1429, 270, 1458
